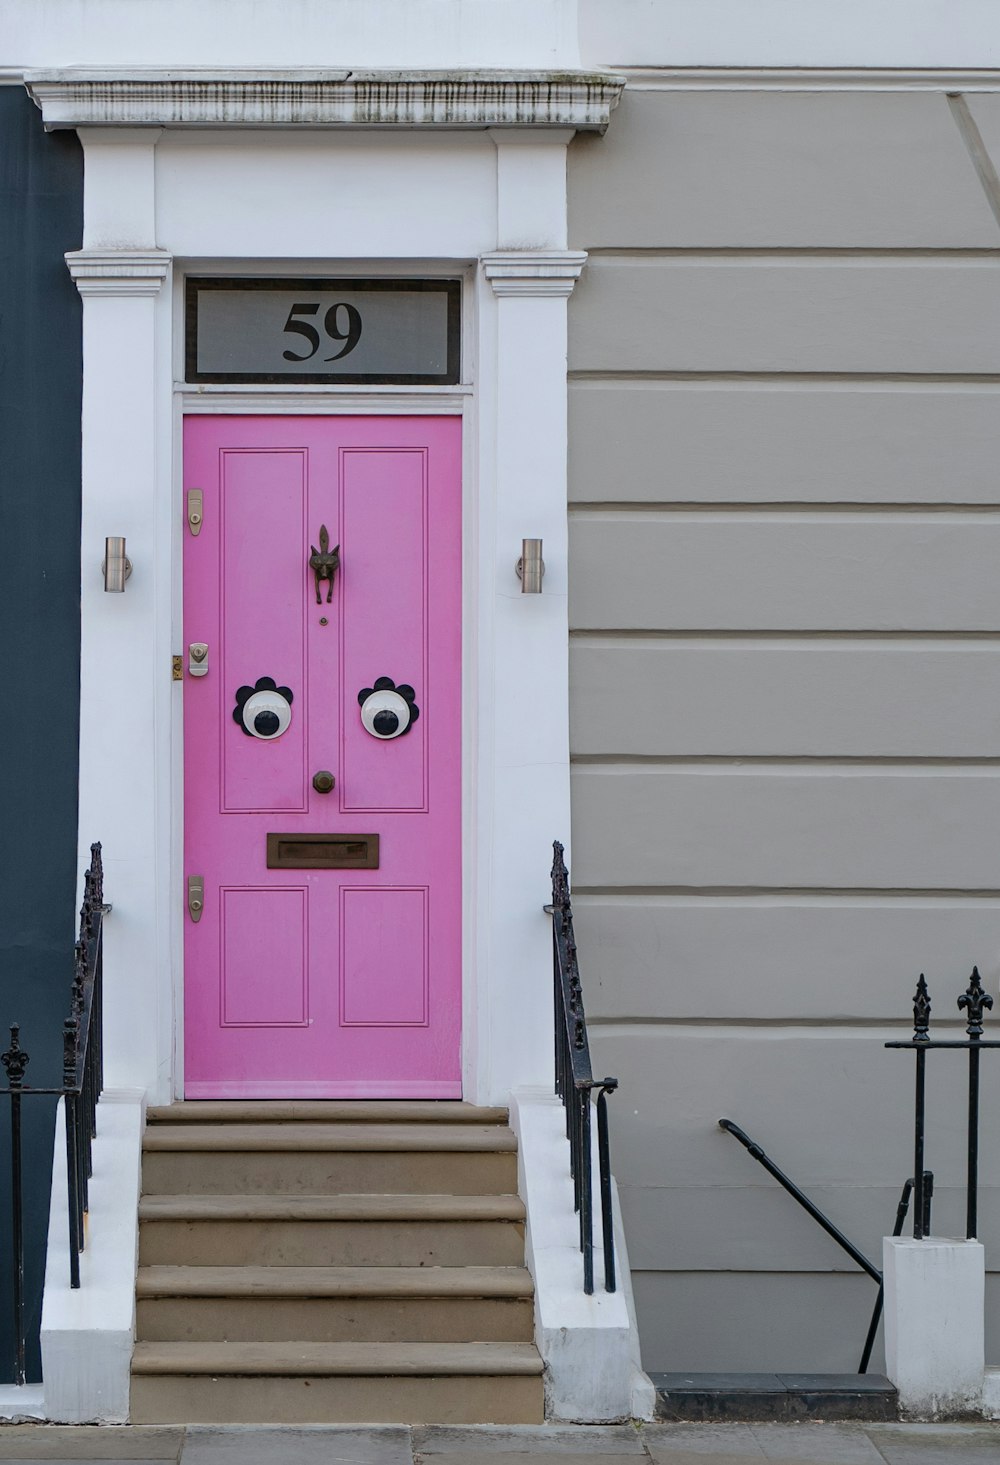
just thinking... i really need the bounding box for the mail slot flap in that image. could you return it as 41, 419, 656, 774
266, 833, 380, 869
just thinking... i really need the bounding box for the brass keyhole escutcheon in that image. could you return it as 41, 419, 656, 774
312, 770, 335, 794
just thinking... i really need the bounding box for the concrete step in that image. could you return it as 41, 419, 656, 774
131, 1103, 541, 1424
138, 1194, 526, 1266
138, 1193, 525, 1221
651, 1373, 899, 1423
129, 1341, 545, 1424
135, 1264, 535, 1343
147, 1102, 509, 1125
142, 1124, 517, 1196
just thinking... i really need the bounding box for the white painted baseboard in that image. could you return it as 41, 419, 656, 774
510, 1086, 654, 1422
39, 1089, 145, 1423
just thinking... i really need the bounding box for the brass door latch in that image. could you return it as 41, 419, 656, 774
187, 489, 204, 536
187, 876, 204, 923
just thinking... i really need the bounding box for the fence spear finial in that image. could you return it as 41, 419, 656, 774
1, 1024, 29, 1088
958, 965, 993, 1040
913, 974, 932, 1042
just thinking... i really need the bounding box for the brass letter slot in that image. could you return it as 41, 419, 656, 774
267, 833, 380, 870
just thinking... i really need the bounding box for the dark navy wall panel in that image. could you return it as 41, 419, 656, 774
0, 86, 83, 1383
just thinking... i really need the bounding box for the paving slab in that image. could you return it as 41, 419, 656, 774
642, 1423, 766, 1459
414, 1456, 645, 1465
413, 1428, 645, 1455
0, 1431, 182, 1460
865, 1422, 1000, 1464
748, 1424, 885, 1463
181, 1427, 413, 1465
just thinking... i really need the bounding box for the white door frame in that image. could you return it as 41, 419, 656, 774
28, 70, 622, 1106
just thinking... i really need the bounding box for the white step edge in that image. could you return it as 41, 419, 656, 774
40, 1089, 146, 1423
0, 1383, 45, 1420
509, 1087, 654, 1424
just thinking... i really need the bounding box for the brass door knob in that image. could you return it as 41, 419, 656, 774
312, 770, 335, 794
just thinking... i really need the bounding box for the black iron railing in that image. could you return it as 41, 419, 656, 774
548, 840, 618, 1295
0, 843, 106, 1385
720, 1117, 932, 1373
887, 967, 999, 1241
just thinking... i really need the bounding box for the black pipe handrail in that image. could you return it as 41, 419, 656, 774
720, 1117, 931, 1374
0, 842, 106, 1386
886, 968, 999, 1240
549, 840, 618, 1294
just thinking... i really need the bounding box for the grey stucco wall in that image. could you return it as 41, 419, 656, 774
567, 86, 1000, 1373
0, 85, 83, 1383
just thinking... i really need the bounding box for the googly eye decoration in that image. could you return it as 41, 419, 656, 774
358, 677, 420, 740
233, 677, 294, 740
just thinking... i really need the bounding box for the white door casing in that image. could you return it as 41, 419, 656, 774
34, 71, 623, 1105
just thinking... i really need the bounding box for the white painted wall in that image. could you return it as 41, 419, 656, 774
579, 0, 1000, 69
11, 0, 1000, 75
3, 0, 579, 70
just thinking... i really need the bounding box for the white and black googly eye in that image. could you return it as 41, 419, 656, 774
357, 676, 420, 740
233, 677, 294, 740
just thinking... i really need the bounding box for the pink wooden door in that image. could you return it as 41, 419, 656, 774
183, 416, 462, 1097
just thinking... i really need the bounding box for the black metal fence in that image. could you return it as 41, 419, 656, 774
549, 840, 618, 1295
0, 843, 106, 1385
887, 967, 999, 1241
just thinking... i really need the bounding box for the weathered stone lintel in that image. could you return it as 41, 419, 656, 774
25, 70, 625, 133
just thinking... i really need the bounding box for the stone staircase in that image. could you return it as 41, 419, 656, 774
130, 1102, 544, 1424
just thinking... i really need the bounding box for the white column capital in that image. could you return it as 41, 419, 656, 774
481, 250, 588, 298
65, 249, 172, 298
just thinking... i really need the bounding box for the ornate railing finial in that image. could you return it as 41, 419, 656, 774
90, 841, 104, 905
1, 1024, 29, 1089
959, 965, 993, 1040
913, 974, 932, 1042
551, 840, 569, 910
62, 1017, 79, 1090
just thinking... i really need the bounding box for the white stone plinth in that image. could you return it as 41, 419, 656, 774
883, 1235, 985, 1418
40, 1091, 145, 1422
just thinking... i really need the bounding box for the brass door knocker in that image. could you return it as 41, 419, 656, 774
309, 525, 340, 604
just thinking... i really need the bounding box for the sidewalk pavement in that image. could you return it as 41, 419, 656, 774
0, 1422, 999, 1465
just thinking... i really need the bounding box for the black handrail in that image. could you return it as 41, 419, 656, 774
549, 841, 618, 1294
1, 842, 106, 1386
719, 1117, 931, 1374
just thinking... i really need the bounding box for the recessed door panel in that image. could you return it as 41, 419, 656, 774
221, 449, 307, 813
340, 449, 427, 813
183, 416, 462, 1098
221, 886, 308, 1027
341, 887, 428, 1027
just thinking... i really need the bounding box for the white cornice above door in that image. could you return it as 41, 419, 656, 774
24, 69, 624, 133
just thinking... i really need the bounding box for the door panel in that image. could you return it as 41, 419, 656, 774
220, 448, 308, 814
341, 448, 427, 813
183, 416, 462, 1098
340, 886, 428, 1027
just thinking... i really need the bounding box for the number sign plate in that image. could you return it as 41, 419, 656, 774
186, 278, 461, 384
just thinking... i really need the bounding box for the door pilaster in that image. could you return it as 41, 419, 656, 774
67, 155, 174, 1097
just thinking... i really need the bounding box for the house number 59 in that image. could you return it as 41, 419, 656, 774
282, 302, 363, 362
